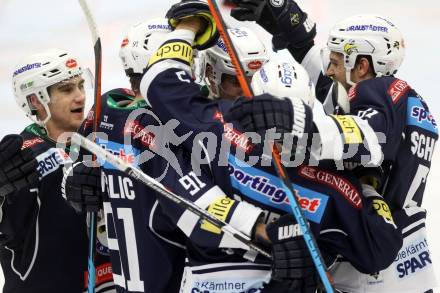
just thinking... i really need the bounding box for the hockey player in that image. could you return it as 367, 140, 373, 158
136, 2, 404, 292
0, 49, 114, 293
229, 1, 438, 291
64, 19, 187, 293
199, 26, 269, 100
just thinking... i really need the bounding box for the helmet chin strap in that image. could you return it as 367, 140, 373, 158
345, 69, 356, 87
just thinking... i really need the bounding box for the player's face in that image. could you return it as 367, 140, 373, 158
327, 52, 351, 91
219, 74, 252, 101
46, 75, 86, 133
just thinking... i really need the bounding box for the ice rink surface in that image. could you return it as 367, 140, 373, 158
0, 0, 439, 290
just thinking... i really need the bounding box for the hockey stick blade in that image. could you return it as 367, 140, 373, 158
71, 133, 272, 259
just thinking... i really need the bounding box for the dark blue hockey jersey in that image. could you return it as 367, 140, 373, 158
312, 75, 438, 233
0, 124, 114, 293
139, 34, 404, 292
79, 89, 186, 293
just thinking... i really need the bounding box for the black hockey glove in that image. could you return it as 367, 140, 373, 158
265, 214, 318, 291
230, 0, 316, 51
166, 0, 220, 50
0, 134, 38, 200
223, 93, 313, 141
62, 161, 103, 214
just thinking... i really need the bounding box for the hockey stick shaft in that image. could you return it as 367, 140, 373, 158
206, 1, 334, 291
78, 0, 102, 292
71, 133, 272, 259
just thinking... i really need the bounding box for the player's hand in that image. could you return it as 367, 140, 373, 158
166, 0, 220, 50
62, 161, 103, 213
224, 93, 313, 141
0, 134, 39, 201
230, 0, 316, 50
265, 214, 318, 291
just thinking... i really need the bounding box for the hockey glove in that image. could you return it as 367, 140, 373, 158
0, 134, 39, 200
230, 0, 316, 51
62, 161, 103, 214
224, 93, 313, 141
265, 214, 318, 291
166, 0, 220, 50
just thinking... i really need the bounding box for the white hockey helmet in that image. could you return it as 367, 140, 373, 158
327, 14, 405, 85
251, 60, 315, 108
12, 48, 84, 126
119, 18, 172, 75
201, 27, 269, 98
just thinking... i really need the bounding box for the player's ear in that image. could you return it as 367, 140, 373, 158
353, 56, 374, 80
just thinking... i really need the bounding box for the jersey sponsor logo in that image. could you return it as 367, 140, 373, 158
331, 115, 363, 144
299, 166, 362, 209
346, 24, 388, 33
36, 148, 72, 178
407, 97, 438, 134
97, 138, 140, 169
65, 59, 77, 68
21, 137, 44, 150
191, 280, 263, 293
214, 111, 254, 153
395, 238, 432, 279
372, 199, 396, 227
228, 156, 328, 223
201, 197, 235, 234
84, 262, 113, 288
13, 62, 41, 76
410, 132, 436, 161
387, 79, 410, 104
124, 120, 156, 149
148, 41, 193, 67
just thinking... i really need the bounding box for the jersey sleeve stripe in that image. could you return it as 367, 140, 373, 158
312, 107, 344, 160
176, 185, 227, 236
218, 201, 262, 250
352, 115, 383, 166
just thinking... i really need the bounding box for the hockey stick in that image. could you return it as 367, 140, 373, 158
71, 133, 272, 259
206, 1, 335, 292
78, 0, 102, 292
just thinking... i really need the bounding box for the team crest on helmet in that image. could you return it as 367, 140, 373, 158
343, 42, 358, 55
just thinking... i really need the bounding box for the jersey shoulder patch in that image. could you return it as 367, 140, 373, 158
387, 78, 411, 104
